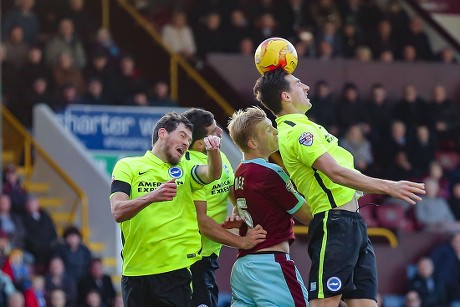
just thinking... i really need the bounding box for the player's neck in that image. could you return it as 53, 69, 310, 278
243, 152, 268, 161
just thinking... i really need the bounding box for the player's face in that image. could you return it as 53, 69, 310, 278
285, 74, 311, 113
254, 118, 278, 155
206, 120, 223, 138
164, 123, 192, 165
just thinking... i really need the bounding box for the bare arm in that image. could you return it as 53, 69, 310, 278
194, 136, 222, 183
293, 202, 313, 225
312, 152, 425, 204
195, 201, 266, 249
110, 179, 177, 222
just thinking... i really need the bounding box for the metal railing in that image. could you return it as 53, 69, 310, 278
1, 107, 89, 241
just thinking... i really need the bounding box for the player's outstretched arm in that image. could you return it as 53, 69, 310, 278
110, 179, 177, 222
313, 152, 425, 204
195, 135, 222, 183
195, 201, 267, 249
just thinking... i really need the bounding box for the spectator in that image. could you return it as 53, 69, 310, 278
309, 0, 342, 30
1, 44, 20, 103
7, 290, 25, 307
224, 9, 252, 53
363, 83, 393, 171
339, 124, 374, 174
2, 0, 40, 45
239, 37, 255, 56
83, 50, 118, 102
0, 271, 16, 307
17, 45, 54, 97
112, 55, 147, 105
427, 84, 460, 150
295, 28, 317, 58
195, 11, 226, 60
47, 288, 67, 307
392, 84, 429, 139
24, 275, 46, 307
2, 248, 31, 292
354, 45, 372, 62
409, 257, 446, 307
22, 195, 58, 274
83, 289, 103, 307
448, 182, 460, 220
125, 89, 153, 107
2, 164, 28, 215
53, 83, 84, 112
410, 128, 436, 178
317, 40, 334, 60
384, 0, 409, 52
423, 161, 450, 199
435, 46, 457, 64
161, 11, 196, 60
379, 49, 394, 62
77, 258, 116, 307
44, 257, 76, 307
52, 226, 92, 282
45, 18, 87, 69
335, 82, 367, 135
404, 17, 433, 61
341, 22, 365, 59
307, 80, 337, 134
315, 20, 343, 58
383, 120, 415, 180
64, 0, 98, 49
404, 290, 422, 307
151, 81, 177, 107
3, 25, 30, 69
0, 230, 12, 269
415, 178, 459, 233
251, 13, 283, 45
401, 44, 418, 62
430, 232, 460, 303
90, 28, 122, 65
81, 78, 110, 105
0, 194, 26, 250
52, 52, 86, 95
276, 0, 314, 40
368, 19, 398, 60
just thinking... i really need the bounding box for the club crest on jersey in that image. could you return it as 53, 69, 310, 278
299, 132, 313, 146
326, 277, 342, 292
168, 166, 183, 179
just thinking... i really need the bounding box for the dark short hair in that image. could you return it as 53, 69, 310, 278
253, 68, 289, 115
63, 225, 82, 239
182, 108, 215, 145
152, 112, 193, 145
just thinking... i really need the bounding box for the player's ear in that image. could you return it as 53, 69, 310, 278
247, 138, 257, 150
158, 128, 168, 140
280, 91, 290, 101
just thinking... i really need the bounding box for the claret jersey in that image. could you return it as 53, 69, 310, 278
233, 158, 305, 258
110, 151, 206, 276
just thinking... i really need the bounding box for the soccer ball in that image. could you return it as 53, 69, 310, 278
254, 37, 298, 76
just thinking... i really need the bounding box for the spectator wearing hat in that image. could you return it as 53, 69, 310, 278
52, 226, 92, 283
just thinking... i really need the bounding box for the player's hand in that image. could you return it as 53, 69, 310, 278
149, 179, 177, 202
221, 214, 243, 229
241, 224, 267, 249
390, 180, 426, 205
204, 135, 221, 151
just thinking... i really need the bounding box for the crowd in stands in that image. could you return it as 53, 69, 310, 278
1, 164, 119, 307
1, 0, 178, 130
132, 0, 459, 64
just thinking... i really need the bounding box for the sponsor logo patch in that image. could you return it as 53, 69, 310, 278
299, 132, 313, 146
326, 277, 342, 292
168, 166, 183, 179
310, 282, 317, 291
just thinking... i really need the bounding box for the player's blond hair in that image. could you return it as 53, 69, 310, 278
228, 106, 267, 152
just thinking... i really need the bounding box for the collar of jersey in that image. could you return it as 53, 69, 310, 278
241, 158, 266, 164
144, 150, 169, 166
275, 113, 309, 126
